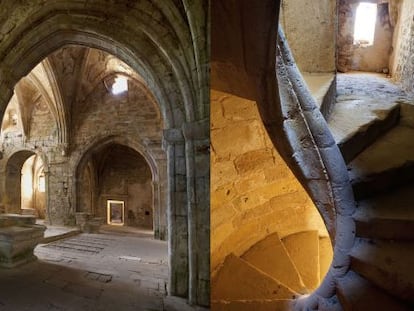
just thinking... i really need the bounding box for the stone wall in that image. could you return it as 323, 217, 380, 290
390, 0, 414, 93
96, 145, 153, 228
338, 0, 393, 73
0, 58, 163, 228
211, 89, 328, 273
280, 0, 336, 73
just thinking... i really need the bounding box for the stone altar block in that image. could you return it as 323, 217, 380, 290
75, 212, 104, 233
0, 214, 46, 268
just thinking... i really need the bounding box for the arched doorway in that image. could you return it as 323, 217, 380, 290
21, 154, 46, 218
4, 150, 47, 217
77, 143, 155, 231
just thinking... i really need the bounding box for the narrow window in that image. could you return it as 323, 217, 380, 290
111, 76, 128, 95
38, 175, 45, 192
354, 2, 377, 46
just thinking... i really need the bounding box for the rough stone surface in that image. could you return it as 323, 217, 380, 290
241, 232, 306, 294
282, 231, 320, 291
391, 0, 414, 93
211, 90, 328, 274
211, 254, 297, 301
0, 230, 207, 311
338, 0, 393, 73
280, 0, 336, 73
0, 214, 45, 268
337, 271, 412, 311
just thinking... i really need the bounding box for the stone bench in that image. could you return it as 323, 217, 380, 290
0, 214, 46, 268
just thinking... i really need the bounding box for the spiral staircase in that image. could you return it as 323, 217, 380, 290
211, 2, 414, 309
211, 73, 414, 310
211, 231, 332, 310
327, 73, 414, 310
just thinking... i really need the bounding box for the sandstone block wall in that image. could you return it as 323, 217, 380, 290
280, 0, 336, 73
211, 90, 328, 273
390, 0, 414, 93
338, 0, 393, 73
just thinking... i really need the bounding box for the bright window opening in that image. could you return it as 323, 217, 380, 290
354, 2, 377, 46
111, 76, 128, 95
38, 175, 45, 192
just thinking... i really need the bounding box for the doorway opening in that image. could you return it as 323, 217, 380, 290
3, 150, 48, 218
21, 154, 46, 218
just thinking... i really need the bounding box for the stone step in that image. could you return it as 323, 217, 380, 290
211, 253, 298, 301
332, 102, 399, 164
354, 184, 414, 240
350, 238, 414, 304
281, 231, 320, 290
348, 125, 414, 200
336, 270, 412, 311
354, 218, 414, 240
211, 299, 292, 311
319, 236, 332, 280
42, 229, 81, 244
241, 232, 306, 293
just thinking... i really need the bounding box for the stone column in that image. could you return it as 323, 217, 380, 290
163, 128, 189, 298
152, 180, 161, 239
182, 119, 210, 306
47, 162, 74, 225
152, 155, 168, 240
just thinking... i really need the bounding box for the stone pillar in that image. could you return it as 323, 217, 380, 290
163, 128, 189, 298
47, 163, 74, 225
182, 119, 210, 306
152, 155, 168, 241
152, 180, 161, 239
157, 157, 168, 240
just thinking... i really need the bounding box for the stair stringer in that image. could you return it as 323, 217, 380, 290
267, 28, 357, 310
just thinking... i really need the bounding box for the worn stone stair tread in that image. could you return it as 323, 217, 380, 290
354, 184, 414, 239
281, 231, 320, 290
337, 270, 412, 311
356, 183, 414, 220
347, 125, 414, 199
318, 236, 332, 280
211, 299, 292, 311
211, 253, 298, 301
350, 238, 414, 304
354, 217, 414, 240
328, 99, 399, 164
348, 125, 414, 178
241, 232, 307, 293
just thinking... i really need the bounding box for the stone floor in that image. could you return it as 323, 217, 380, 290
0, 225, 208, 311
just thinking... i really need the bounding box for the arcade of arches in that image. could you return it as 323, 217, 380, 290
0, 1, 209, 308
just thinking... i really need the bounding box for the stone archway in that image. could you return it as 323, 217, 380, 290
0, 2, 209, 306
3, 150, 49, 217
74, 136, 166, 238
